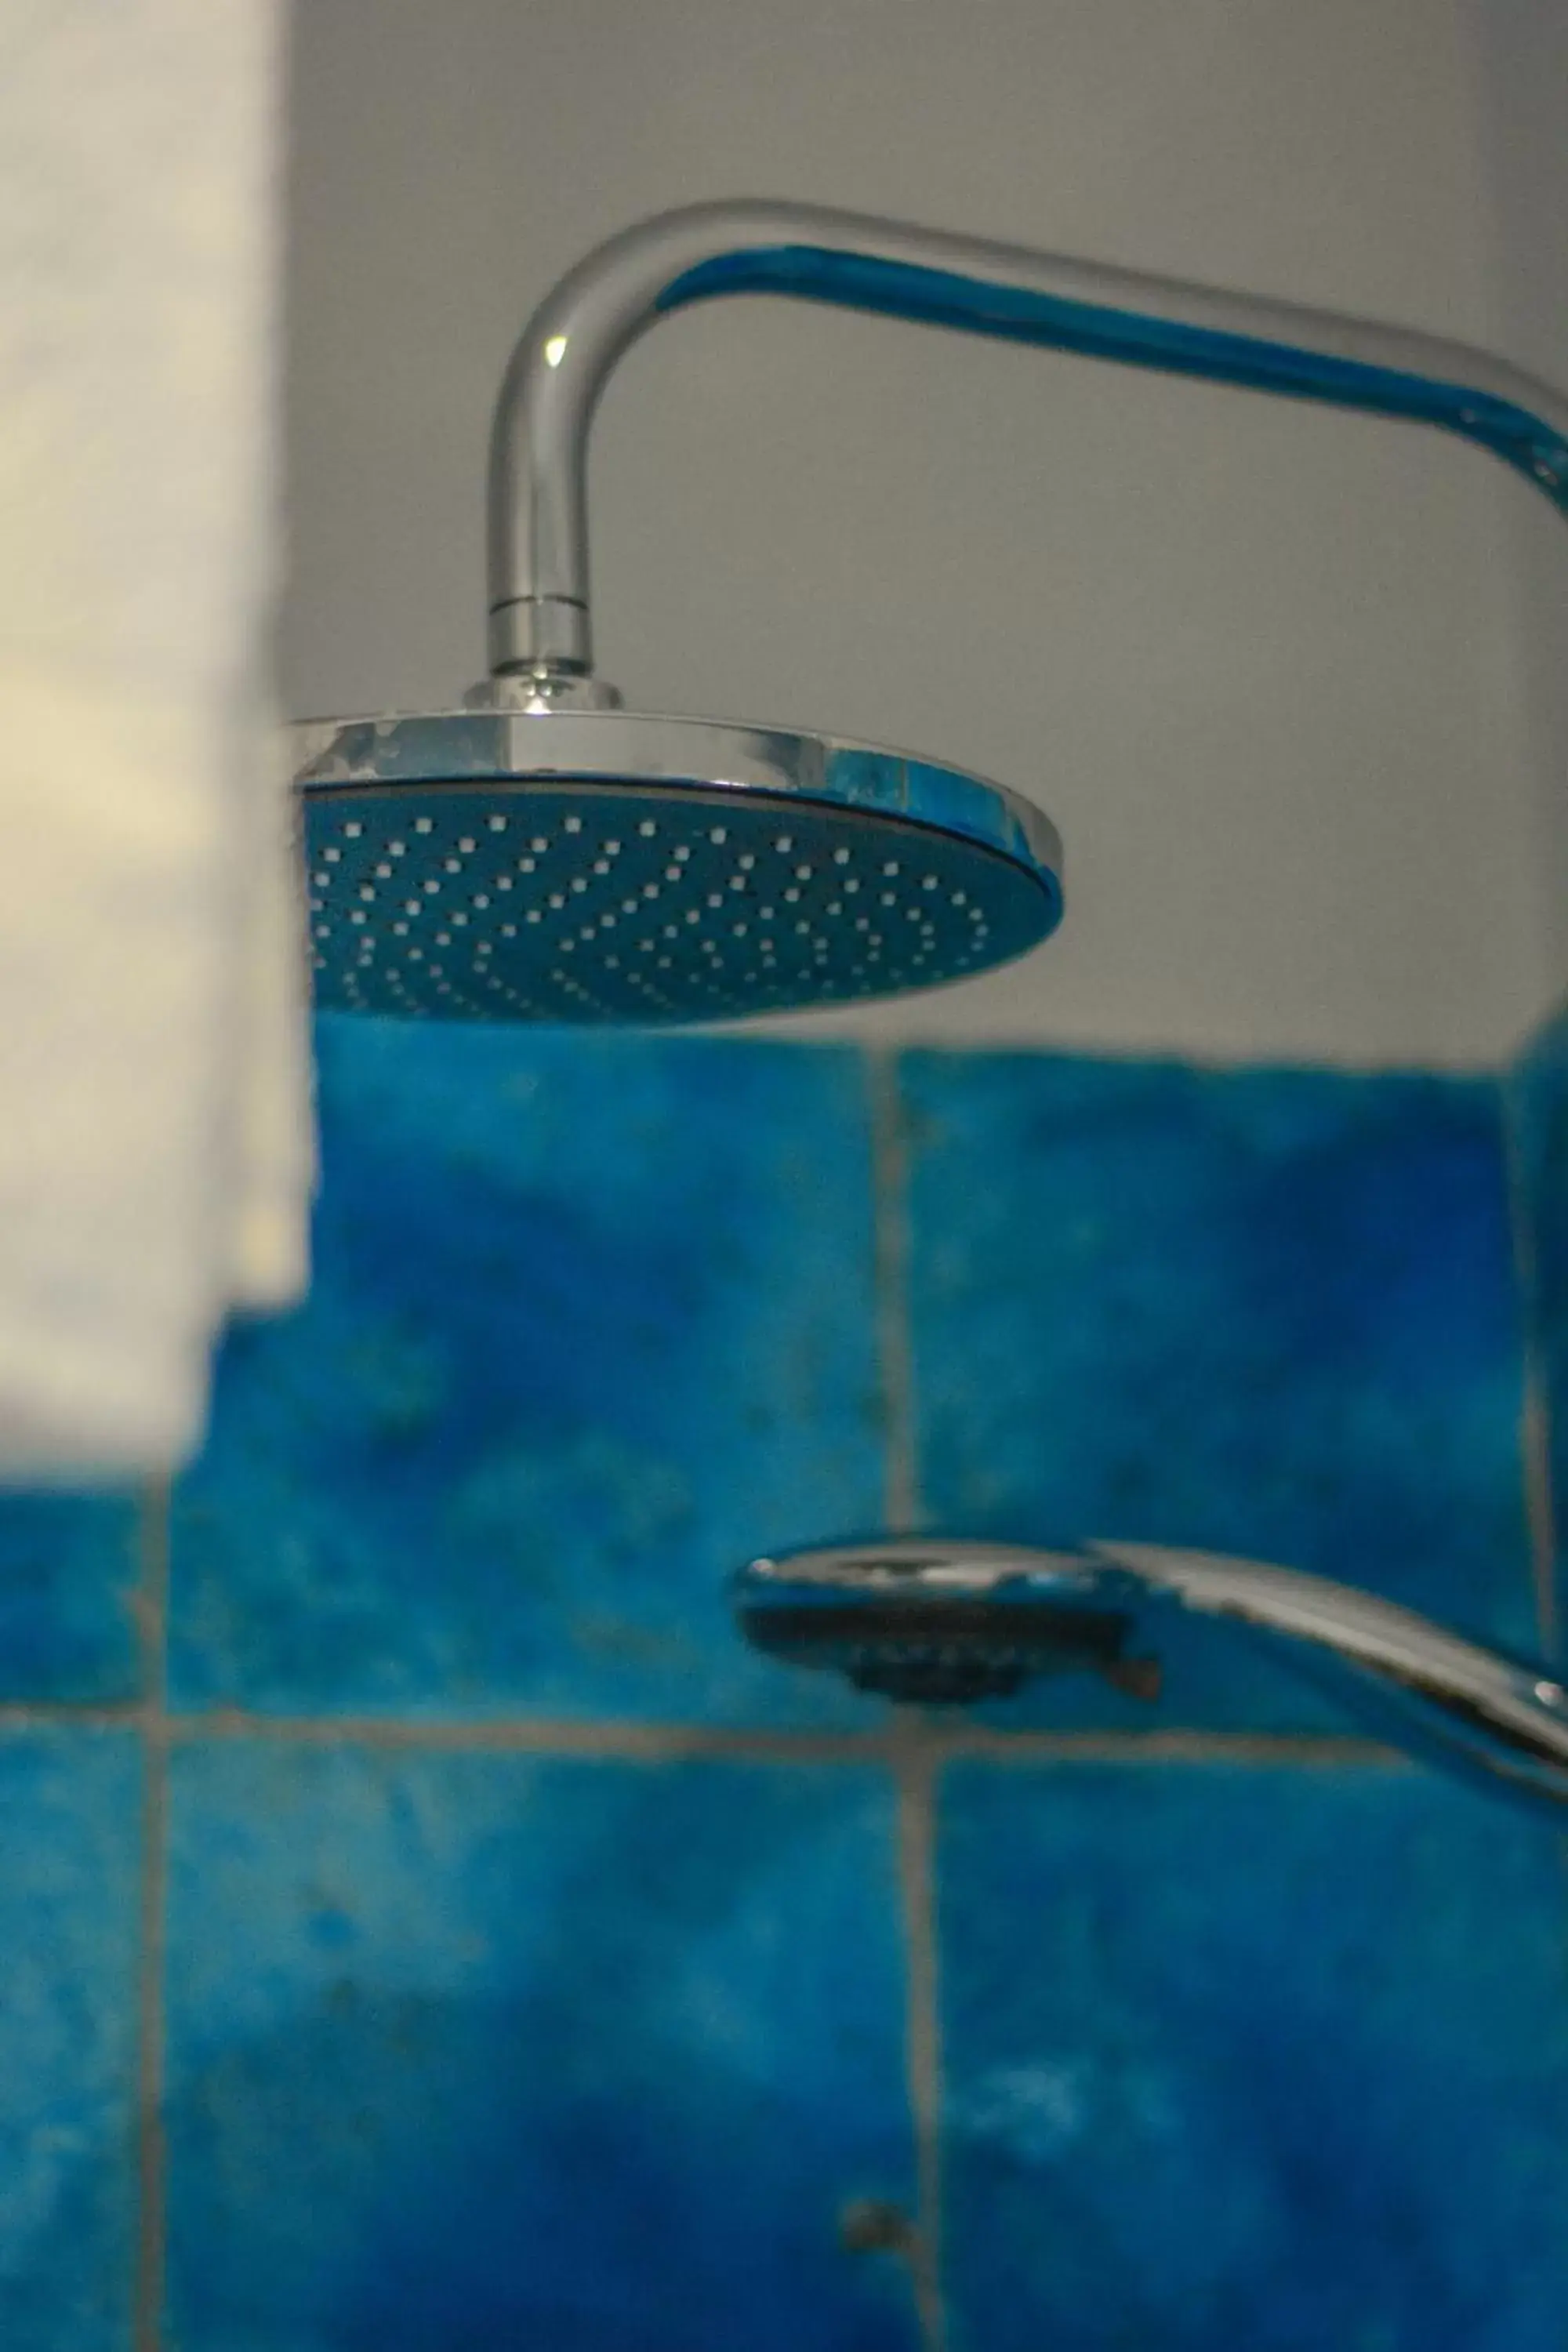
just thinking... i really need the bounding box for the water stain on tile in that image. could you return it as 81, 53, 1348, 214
164, 1740, 920, 2351
900, 1051, 1534, 1732
937, 1759, 1568, 2352
170, 1027, 887, 1725
0, 1490, 143, 1704
0, 1730, 142, 2352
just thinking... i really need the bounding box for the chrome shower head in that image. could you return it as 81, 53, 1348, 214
295, 704, 1062, 1022
736, 1537, 1568, 1821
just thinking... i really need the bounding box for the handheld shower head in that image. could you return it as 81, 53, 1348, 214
736, 1537, 1568, 1822
293, 197, 1568, 1026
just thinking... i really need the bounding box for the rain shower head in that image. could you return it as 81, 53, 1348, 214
737, 1537, 1568, 1821
296, 706, 1061, 1022
294, 198, 1568, 1024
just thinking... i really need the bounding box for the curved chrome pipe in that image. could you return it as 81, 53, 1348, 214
488, 197, 1568, 677
738, 1536, 1568, 1820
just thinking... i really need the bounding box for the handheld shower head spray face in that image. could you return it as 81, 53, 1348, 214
735, 1539, 1159, 1704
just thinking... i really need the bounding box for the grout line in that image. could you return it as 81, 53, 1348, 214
926, 1729, 1401, 1768
159, 1717, 1402, 1768
866, 1046, 921, 1532
133, 1479, 171, 2352
1501, 1068, 1561, 1658
893, 1728, 948, 2352
1499, 1056, 1568, 1896
0, 1700, 141, 1732
1522, 1374, 1559, 1661
0, 1698, 1407, 1770
163, 1711, 900, 1762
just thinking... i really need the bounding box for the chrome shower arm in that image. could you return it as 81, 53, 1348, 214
488, 197, 1568, 678
1086, 1540, 1568, 1817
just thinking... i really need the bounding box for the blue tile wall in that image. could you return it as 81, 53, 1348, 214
900, 1051, 1537, 1730
0, 1491, 142, 1704
2, 1018, 1566, 2352
937, 1760, 1568, 2352
163, 1740, 919, 2352
0, 1730, 142, 2352
170, 1022, 885, 1723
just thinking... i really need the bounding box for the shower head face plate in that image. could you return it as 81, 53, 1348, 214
735, 1539, 1158, 1706
293, 710, 1062, 1022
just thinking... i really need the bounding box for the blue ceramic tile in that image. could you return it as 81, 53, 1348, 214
0, 1490, 142, 1703
938, 1760, 1568, 2352
164, 1740, 920, 2351
1509, 1008, 1568, 1646
900, 1052, 1534, 1730
171, 1025, 885, 1721
0, 1730, 142, 2352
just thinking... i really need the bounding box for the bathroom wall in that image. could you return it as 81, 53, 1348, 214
278, 0, 1560, 1066
5, 1011, 1568, 2348
1464, 0, 1568, 996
